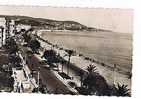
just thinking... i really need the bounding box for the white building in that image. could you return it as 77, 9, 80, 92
9, 19, 16, 36
0, 17, 6, 47
16, 24, 31, 32
0, 18, 16, 48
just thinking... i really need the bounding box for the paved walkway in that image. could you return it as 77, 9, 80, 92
12, 68, 35, 93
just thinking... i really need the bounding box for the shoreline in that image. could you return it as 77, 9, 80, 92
35, 32, 131, 89
37, 30, 132, 72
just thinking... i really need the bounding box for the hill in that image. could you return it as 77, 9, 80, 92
0, 15, 111, 31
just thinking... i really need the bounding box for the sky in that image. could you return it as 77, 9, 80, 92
0, 5, 133, 33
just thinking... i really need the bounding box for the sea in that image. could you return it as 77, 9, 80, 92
39, 30, 132, 72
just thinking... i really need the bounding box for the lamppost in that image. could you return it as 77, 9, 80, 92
37, 67, 40, 93
113, 64, 116, 85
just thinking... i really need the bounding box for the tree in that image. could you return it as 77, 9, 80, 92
29, 39, 40, 53
82, 73, 110, 95
9, 55, 22, 67
5, 37, 19, 54
81, 64, 110, 95
5, 38, 16, 49
61, 60, 66, 73
65, 49, 73, 75
9, 45, 19, 55
113, 83, 130, 96
86, 64, 97, 73
42, 49, 58, 64
22, 33, 31, 43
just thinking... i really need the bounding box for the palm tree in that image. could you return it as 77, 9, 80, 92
82, 72, 110, 95
82, 64, 112, 95
113, 83, 130, 96
61, 60, 65, 73
82, 64, 98, 93
86, 64, 97, 73
66, 49, 73, 76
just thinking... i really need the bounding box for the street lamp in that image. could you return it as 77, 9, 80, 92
113, 64, 116, 85
37, 67, 40, 93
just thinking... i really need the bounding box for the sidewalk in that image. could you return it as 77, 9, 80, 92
12, 52, 38, 93
12, 68, 34, 93
18, 52, 38, 88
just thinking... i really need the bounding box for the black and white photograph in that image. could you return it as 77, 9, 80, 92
0, 5, 133, 97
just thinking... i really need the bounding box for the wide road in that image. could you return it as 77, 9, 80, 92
26, 53, 76, 94
15, 34, 77, 94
